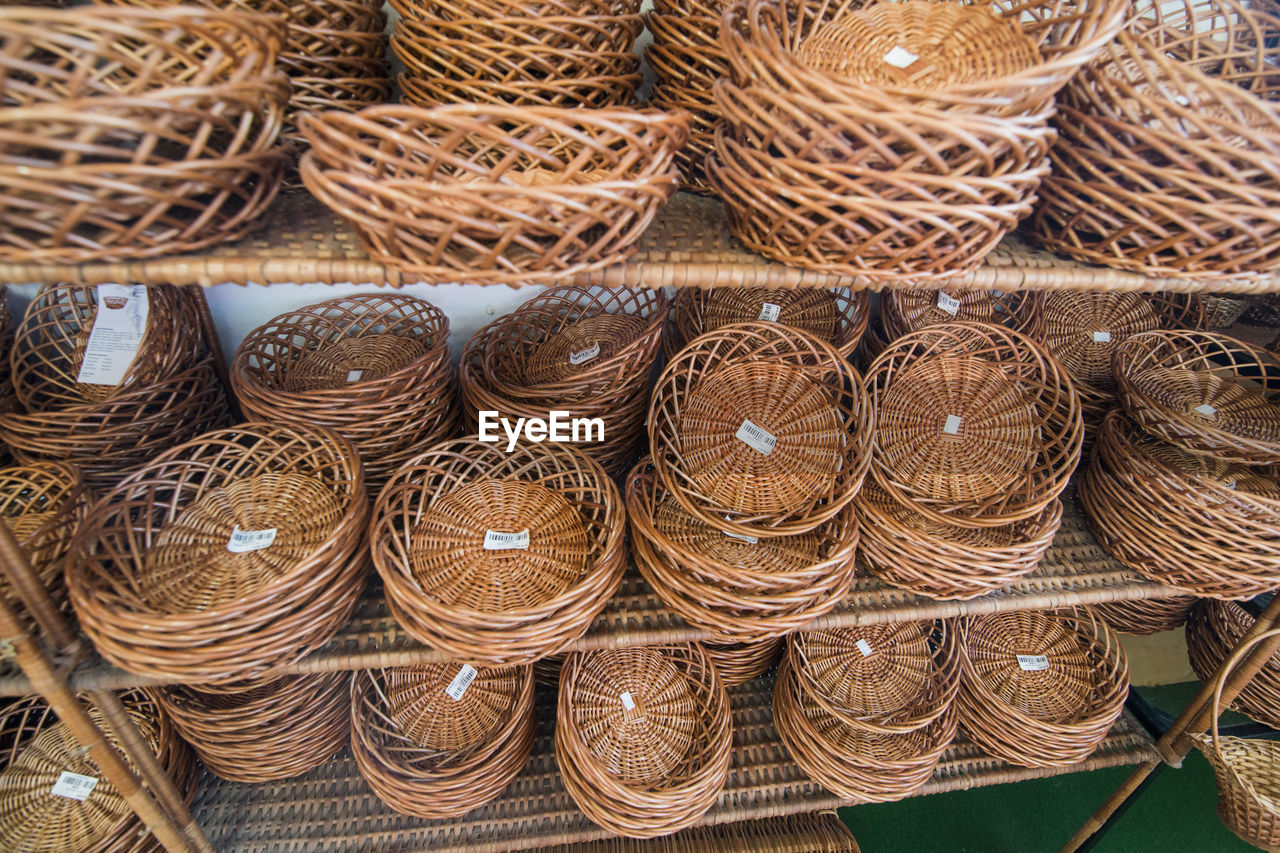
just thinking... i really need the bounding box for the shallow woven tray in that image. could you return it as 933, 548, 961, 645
667, 286, 868, 359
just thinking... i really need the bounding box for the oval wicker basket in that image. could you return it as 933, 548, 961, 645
702, 637, 782, 686
0, 462, 91, 618
956, 609, 1129, 768
881, 290, 1043, 344
371, 438, 626, 665
556, 644, 732, 838
667, 287, 869, 360
650, 322, 872, 539
1187, 599, 1280, 731
351, 662, 536, 819
66, 422, 369, 685
1092, 597, 1197, 636
157, 672, 350, 783
232, 293, 458, 490
298, 104, 688, 284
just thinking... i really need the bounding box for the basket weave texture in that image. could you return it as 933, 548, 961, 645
1093, 596, 1196, 636
702, 637, 783, 685
1187, 600, 1280, 730
667, 287, 869, 360
0, 462, 90, 618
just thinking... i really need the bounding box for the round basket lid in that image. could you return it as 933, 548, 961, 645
281, 334, 428, 392
652, 494, 823, 573
520, 313, 649, 386
964, 612, 1092, 720
700, 289, 839, 342
382, 663, 521, 752
1129, 366, 1280, 444
794, 624, 933, 716
1041, 293, 1159, 387
409, 480, 589, 611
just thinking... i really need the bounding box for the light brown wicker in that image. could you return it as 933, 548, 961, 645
881, 290, 1043, 343
1093, 597, 1196, 636
351, 662, 536, 819
667, 287, 869, 360
371, 438, 626, 665
556, 644, 732, 838
956, 609, 1129, 768
1202, 296, 1253, 330
649, 322, 872, 539
702, 637, 783, 686
0, 462, 90, 618
66, 422, 369, 685
298, 104, 688, 284
232, 294, 459, 490
391, 0, 641, 18
1187, 600, 1280, 730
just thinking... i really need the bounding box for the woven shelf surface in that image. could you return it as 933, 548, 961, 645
191, 674, 1155, 853
3, 190, 1277, 293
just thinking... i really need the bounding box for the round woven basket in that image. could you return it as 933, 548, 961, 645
232, 294, 458, 490
371, 438, 625, 665
666, 287, 869, 360
66, 422, 369, 685
1093, 597, 1196, 636
1187, 599, 1280, 730
533, 652, 567, 685
157, 671, 350, 783
881, 290, 1043, 343
298, 104, 688, 284
864, 321, 1083, 529
0, 462, 90, 618
1202, 296, 1252, 330
647, 88, 720, 195
351, 662, 536, 819
702, 637, 782, 686
956, 609, 1129, 768
400, 72, 642, 110
649, 322, 872, 539
556, 644, 732, 838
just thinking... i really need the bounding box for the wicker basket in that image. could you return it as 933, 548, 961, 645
667, 287, 869, 360
0, 462, 90, 618
956, 609, 1129, 768
864, 321, 1083, 529
649, 322, 872, 539
371, 438, 626, 665
702, 637, 782, 686
1187, 600, 1280, 730
556, 645, 732, 838
627, 458, 858, 642
534, 652, 567, 685
157, 672, 349, 783
232, 294, 458, 490
1093, 597, 1196, 636
66, 422, 369, 685
1202, 296, 1253, 330
391, 0, 641, 17
351, 662, 536, 819
881, 290, 1043, 343
298, 104, 687, 284
647, 88, 721, 195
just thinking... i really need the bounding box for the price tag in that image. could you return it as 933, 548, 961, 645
620, 691, 637, 711
346, 369, 363, 383
50, 771, 98, 801
76, 285, 149, 386
1092, 331, 1112, 343
724, 529, 758, 545
855, 639, 873, 657
569, 343, 601, 365
884, 46, 920, 68
1224, 479, 1237, 490
1174, 94, 1191, 106
943, 414, 963, 435
937, 293, 961, 316
1194, 404, 1218, 418
758, 302, 782, 322
1017, 654, 1050, 672
484, 529, 530, 551
735, 419, 777, 455
227, 526, 277, 554
445, 664, 477, 700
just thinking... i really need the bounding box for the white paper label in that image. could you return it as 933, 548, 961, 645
76, 284, 149, 386
943, 414, 963, 435
724, 529, 759, 545
50, 771, 98, 801
1017, 654, 1050, 671
620, 691, 636, 711
758, 302, 782, 322
569, 343, 601, 365
1174, 94, 1190, 106
1092, 331, 1112, 343
1194, 403, 1218, 417
226, 526, 277, 553
346, 369, 363, 382
445, 664, 477, 700
483, 529, 530, 550
735, 419, 777, 455
884, 46, 920, 68
1224, 479, 1237, 490
937, 293, 961, 315
855, 639, 873, 657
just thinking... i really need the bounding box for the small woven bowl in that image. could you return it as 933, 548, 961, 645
956, 609, 1129, 768
351, 662, 536, 819
556, 644, 732, 838
881, 290, 1044, 343
650, 322, 873, 539
1187, 599, 1280, 730
666, 287, 869, 360
372, 438, 626, 665
0, 462, 91, 618
1093, 597, 1196, 636
702, 637, 782, 685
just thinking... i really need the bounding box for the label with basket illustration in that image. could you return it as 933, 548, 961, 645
569, 343, 601, 365
445, 664, 478, 700
50, 771, 98, 801
735, 419, 777, 455
1016, 654, 1050, 671
227, 526, 277, 553
758, 302, 782, 322
76, 284, 149, 387
484, 529, 530, 550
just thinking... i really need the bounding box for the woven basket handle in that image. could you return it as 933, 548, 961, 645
1207, 626, 1280, 757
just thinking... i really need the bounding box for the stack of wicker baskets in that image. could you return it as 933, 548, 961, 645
1092, 596, 1197, 636
0, 285, 232, 489
858, 322, 1081, 600
860, 289, 1044, 363
392, 0, 642, 109
775, 623, 960, 801
666, 287, 870, 360
0, 462, 90, 622
1187, 599, 1280, 730
233, 294, 458, 490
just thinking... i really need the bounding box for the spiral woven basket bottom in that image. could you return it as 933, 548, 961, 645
964, 613, 1093, 719
699, 289, 840, 344
1128, 367, 1280, 445
279, 333, 429, 392
1194, 734, 1280, 851
795, 624, 934, 717
385, 663, 523, 752
703, 638, 782, 685
516, 313, 650, 387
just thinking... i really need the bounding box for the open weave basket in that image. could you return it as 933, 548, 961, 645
957, 609, 1129, 768
1187, 600, 1280, 731
1093, 596, 1197, 636
0, 462, 90, 620
67, 422, 369, 685
371, 438, 626, 665
881, 290, 1044, 343
556, 644, 733, 838
351, 662, 536, 819
667, 287, 869, 360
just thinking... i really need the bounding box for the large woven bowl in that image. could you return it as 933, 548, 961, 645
957, 609, 1129, 767
66, 422, 369, 685
649, 322, 872, 539
556, 644, 732, 838
232, 294, 459, 490
1093, 597, 1196, 636
1187, 599, 1280, 730
371, 438, 626, 665
351, 662, 536, 819
666, 287, 869, 359
0, 462, 90, 620
298, 104, 688, 284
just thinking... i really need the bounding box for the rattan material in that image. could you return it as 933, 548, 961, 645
298, 104, 688, 284
1187, 600, 1280, 731
1203, 296, 1253, 330
1092, 597, 1196, 636
667, 287, 868, 359
701, 637, 782, 686
0, 462, 90, 618
957, 609, 1128, 768
232, 294, 458, 489
556, 644, 732, 838
66, 422, 369, 685
372, 438, 625, 665
882, 290, 1043, 343
351, 663, 536, 819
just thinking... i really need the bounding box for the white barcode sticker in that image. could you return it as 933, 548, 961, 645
76, 284, 150, 387
445, 664, 477, 700
735, 419, 777, 455
1092, 331, 1112, 343
483, 529, 530, 550
1017, 654, 1050, 671
937, 293, 961, 315
855, 639, 873, 657
346, 369, 363, 383
943, 414, 963, 435
620, 691, 636, 711
227, 526, 277, 553
1224, 479, 1237, 490
758, 302, 782, 322
1194, 403, 1218, 417
884, 46, 920, 68
50, 771, 98, 801
569, 343, 601, 365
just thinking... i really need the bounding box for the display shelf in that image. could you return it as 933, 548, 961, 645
2, 190, 1275, 293
191, 674, 1158, 853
